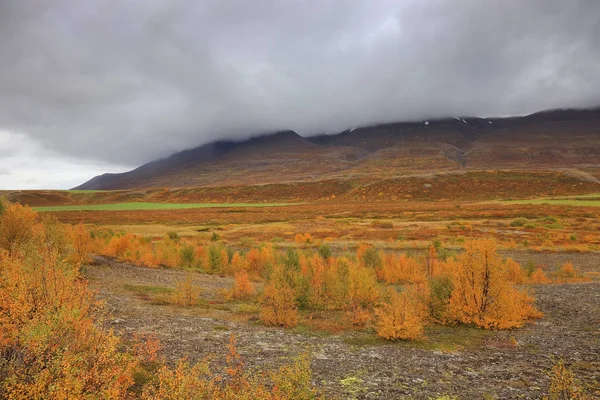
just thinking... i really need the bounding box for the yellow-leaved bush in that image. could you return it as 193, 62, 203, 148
447, 238, 543, 329
0, 201, 322, 399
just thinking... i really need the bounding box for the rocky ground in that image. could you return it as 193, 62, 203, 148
87, 254, 599, 399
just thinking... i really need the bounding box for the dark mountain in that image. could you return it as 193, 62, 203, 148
75, 108, 600, 190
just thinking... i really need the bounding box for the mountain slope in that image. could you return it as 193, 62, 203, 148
75, 108, 600, 190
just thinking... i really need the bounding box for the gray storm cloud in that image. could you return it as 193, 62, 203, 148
0, 0, 599, 165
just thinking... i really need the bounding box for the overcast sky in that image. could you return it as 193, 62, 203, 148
1, 0, 599, 189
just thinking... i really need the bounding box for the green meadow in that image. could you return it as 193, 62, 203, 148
33, 202, 296, 212
499, 199, 600, 207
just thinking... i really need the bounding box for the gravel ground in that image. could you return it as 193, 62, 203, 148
87, 254, 600, 399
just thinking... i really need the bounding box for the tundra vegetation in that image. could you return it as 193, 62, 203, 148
0, 202, 320, 399
0, 200, 596, 398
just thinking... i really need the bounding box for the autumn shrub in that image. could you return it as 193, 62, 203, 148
322, 257, 350, 309
230, 251, 247, 273
506, 258, 527, 284
172, 274, 201, 307
376, 287, 425, 340
141, 358, 213, 399
546, 360, 588, 400
232, 269, 255, 299
270, 353, 318, 400
106, 233, 134, 257
0, 214, 138, 398
530, 267, 551, 284
0, 202, 38, 251
345, 263, 378, 326
294, 233, 312, 245
141, 337, 320, 400
301, 254, 328, 309
0, 203, 326, 398
66, 223, 94, 270
260, 265, 298, 327
554, 262, 590, 284
244, 248, 262, 274
377, 253, 426, 284
447, 238, 543, 329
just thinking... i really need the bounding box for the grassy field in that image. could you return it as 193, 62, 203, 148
500, 199, 600, 206
33, 201, 297, 212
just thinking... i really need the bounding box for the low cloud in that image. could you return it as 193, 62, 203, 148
0, 0, 599, 168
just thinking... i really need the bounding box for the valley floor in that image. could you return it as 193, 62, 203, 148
87, 254, 599, 399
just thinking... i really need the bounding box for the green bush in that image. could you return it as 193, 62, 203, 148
525, 259, 536, 276
361, 247, 382, 269
180, 244, 195, 268
166, 231, 180, 241
238, 237, 255, 247
510, 218, 528, 227
318, 245, 332, 260
208, 245, 224, 273
428, 276, 453, 322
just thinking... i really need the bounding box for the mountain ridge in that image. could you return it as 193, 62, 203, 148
75, 108, 600, 190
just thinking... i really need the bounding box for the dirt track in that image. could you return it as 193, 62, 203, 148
87, 254, 599, 399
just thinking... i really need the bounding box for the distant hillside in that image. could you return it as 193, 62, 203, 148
75, 108, 600, 190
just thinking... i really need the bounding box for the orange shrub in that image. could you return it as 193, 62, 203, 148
448, 238, 543, 329
232, 269, 255, 299
0, 202, 38, 251
245, 248, 263, 273
560, 262, 576, 278
530, 268, 551, 284
195, 245, 209, 269
0, 212, 137, 398
506, 258, 526, 284
377, 253, 426, 284
294, 233, 312, 245
427, 245, 438, 277
66, 224, 94, 270
376, 288, 425, 340
554, 262, 590, 284
106, 233, 134, 257
230, 251, 247, 274
0, 202, 324, 398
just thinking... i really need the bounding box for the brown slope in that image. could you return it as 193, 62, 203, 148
74, 108, 600, 190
